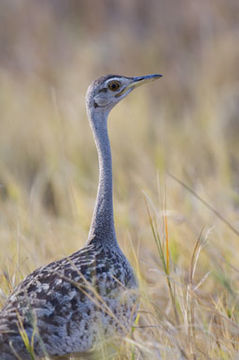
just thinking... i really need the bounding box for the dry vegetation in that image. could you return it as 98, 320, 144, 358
0, 0, 239, 359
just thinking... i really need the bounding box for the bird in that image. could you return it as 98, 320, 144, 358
0, 73, 162, 359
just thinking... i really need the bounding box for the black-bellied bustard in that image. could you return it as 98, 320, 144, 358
0, 74, 162, 359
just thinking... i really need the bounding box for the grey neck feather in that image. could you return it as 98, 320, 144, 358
87, 108, 117, 247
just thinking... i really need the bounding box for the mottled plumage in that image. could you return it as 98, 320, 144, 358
0, 73, 162, 359
0, 242, 137, 359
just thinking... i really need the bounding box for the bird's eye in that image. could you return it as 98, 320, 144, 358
108, 81, 121, 91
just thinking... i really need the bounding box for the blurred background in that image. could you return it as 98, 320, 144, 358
0, 0, 239, 358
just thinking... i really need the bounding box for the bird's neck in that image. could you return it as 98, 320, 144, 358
87, 109, 117, 246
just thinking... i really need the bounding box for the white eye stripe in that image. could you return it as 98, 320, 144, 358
106, 78, 122, 86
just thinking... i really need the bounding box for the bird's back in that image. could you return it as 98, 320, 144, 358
0, 241, 138, 359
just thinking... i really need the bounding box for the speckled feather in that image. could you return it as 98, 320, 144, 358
0, 241, 137, 359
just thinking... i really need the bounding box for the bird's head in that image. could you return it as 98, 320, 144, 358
86, 74, 162, 116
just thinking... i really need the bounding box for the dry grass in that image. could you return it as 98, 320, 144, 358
0, 0, 239, 359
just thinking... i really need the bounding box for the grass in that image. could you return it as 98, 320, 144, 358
0, 0, 239, 358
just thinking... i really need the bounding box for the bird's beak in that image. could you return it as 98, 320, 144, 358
115, 74, 162, 98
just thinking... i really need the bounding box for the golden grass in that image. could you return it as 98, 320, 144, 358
0, 0, 239, 358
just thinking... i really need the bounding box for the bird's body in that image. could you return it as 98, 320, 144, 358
0, 242, 136, 359
0, 73, 161, 359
